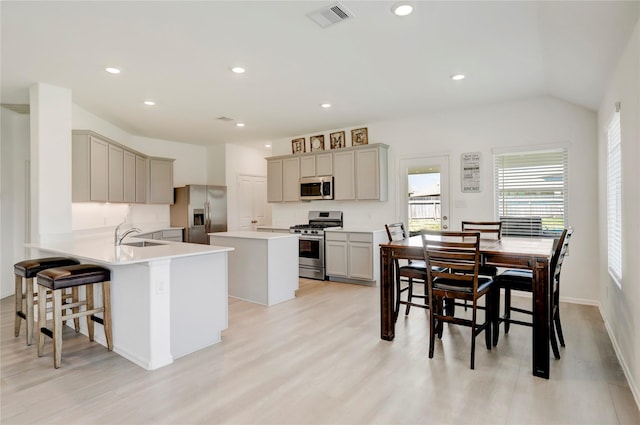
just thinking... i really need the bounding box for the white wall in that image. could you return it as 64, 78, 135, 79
597, 17, 640, 408
271, 95, 599, 305
0, 109, 30, 298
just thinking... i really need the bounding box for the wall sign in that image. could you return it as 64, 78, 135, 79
461, 152, 481, 192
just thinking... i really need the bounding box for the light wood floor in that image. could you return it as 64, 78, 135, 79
2, 278, 639, 424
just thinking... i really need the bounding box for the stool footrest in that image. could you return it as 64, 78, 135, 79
62, 307, 104, 321
91, 315, 104, 325
16, 311, 26, 320
40, 327, 53, 339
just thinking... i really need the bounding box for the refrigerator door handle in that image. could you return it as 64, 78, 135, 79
205, 201, 210, 232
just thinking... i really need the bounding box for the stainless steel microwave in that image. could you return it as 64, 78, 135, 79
300, 176, 333, 200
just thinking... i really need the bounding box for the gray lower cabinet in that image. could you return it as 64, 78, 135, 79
325, 230, 386, 284
138, 229, 183, 242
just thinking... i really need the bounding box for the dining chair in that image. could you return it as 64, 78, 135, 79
493, 227, 572, 359
421, 230, 496, 369
385, 223, 428, 319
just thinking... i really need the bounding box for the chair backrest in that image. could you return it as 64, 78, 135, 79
461, 221, 502, 239
421, 230, 481, 293
385, 222, 407, 243
553, 227, 573, 284
500, 216, 543, 237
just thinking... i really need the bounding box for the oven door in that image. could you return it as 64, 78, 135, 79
298, 235, 323, 268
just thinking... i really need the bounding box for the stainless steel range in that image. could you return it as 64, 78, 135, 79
290, 211, 343, 280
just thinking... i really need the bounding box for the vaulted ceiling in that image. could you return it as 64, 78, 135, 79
2, 1, 638, 148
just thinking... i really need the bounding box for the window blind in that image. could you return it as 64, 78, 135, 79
494, 148, 568, 234
607, 111, 622, 286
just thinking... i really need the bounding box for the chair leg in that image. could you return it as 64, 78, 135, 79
86, 283, 95, 342
14, 275, 22, 337
37, 285, 47, 357
492, 287, 500, 347
555, 310, 565, 347
393, 265, 401, 323
550, 319, 561, 359
102, 281, 113, 351
428, 300, 436, 359
470, 303, 477, 370
71, 287, 80, 332
405, 278, 413, 315
504, 288, 511, 334
52, 289, 63, 369
25, 278, 35, 346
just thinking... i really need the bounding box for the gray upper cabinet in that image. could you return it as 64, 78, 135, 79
135, 155, 148, 203
72, 130, 173, 204
73, 132, 109, 202
148, 157, 175, 204
108, 144, 124, 202
123, 150, 136, 203
266, 143, 388, 203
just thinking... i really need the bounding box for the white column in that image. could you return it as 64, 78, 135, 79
29, 83, 73, 243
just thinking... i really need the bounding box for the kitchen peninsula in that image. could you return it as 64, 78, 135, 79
27, 236, 233, 370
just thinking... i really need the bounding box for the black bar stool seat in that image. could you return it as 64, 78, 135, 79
37, 264, 113, 369
14, 257, 80, 345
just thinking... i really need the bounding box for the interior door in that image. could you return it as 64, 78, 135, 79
398, 155, 450, 235
237, 175, 268, 231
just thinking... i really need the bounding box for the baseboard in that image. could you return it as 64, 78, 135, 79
598, 304, 640, 412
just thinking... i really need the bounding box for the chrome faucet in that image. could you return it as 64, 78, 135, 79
115, 222, 142, 246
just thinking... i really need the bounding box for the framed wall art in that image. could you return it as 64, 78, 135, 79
329, 131, 346, 149
310, 135, 325, 151
351, 127, 368, 146
292, 137, 305, 154
461, 152, 481, 192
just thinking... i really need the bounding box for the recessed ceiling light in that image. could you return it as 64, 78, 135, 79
231, 67, 246, 74
236, 122, 245, 127
320, 103, 332, 108
144, 100, 156, 106
105, 67, 121, 74
451, 74, 466, 81
392, 3, 413, 16
265, 144, 271, 148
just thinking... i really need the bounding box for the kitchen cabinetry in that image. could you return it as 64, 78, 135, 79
267, 157, 299, 203
137, 228, 183, 242
108, 144, 124, 202
300, 153, 332, 178
72, 132, 109, 202
123, 150, 136, 203
325, 229, 386, 285
72, 130, 173, 204
148, 157, 175, 204
266, 143, 387, 203
135, 155, 148, 203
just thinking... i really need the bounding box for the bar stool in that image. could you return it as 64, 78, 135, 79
36, 264, 113, 368
14, 257, 80, 345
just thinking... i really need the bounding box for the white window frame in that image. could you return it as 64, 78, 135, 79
493, 145, 569, 236
607, 110, 622, 287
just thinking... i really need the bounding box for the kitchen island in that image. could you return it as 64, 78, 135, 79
27, 236, 233, 370
209, 231, 298, 306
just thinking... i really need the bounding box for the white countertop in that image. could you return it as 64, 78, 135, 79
27, 236, 233, 266
209, 231, 297, 240
325, 227, 386, 233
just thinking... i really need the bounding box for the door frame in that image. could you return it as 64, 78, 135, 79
396, 154, 451, 232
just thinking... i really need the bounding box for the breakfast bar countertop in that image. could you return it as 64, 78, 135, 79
27, 236, 233, 266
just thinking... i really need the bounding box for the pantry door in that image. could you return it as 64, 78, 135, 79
237, 174, 268, 231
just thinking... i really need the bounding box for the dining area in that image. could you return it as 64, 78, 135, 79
379, 220, 571, 379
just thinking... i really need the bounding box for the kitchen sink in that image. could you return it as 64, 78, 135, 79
121, 241, 164, 248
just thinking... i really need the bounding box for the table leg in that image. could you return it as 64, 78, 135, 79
532, 258, 551, 379
380, 247, 395, 341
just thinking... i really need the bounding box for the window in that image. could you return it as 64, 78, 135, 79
494, 147, 568, 235
607, 110, 622, 286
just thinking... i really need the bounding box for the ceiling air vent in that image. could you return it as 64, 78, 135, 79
307, 2, 353, 29
216, 116, 234, 122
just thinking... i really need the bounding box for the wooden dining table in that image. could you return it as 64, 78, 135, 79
379, 235, 556, 379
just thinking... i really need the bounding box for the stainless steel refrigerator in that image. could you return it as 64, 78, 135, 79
170, 185, 228, 244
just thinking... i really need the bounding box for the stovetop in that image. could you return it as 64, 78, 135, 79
290, 211, 343, 235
